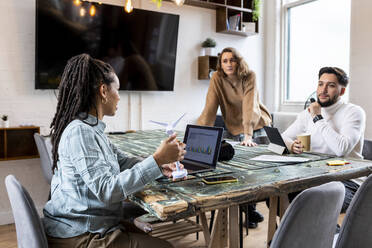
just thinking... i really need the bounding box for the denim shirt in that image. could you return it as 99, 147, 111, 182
43, 115, 163, 238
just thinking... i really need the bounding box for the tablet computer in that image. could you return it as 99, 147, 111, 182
263, 126, 290, 154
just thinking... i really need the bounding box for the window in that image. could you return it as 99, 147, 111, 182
282, 0, 351, 104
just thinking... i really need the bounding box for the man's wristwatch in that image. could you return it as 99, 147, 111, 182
313, 114, 323, 123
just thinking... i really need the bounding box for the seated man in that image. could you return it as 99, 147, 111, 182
282, 66, 366, 212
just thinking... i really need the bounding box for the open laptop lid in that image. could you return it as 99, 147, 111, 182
263, 126, 290, 154
182, 125, 224, 170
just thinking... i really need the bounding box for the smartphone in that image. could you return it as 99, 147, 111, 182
202, 176, 238, 185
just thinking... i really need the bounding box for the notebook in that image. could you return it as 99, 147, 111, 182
263, 126, 290, 154
182, 125, 223, 174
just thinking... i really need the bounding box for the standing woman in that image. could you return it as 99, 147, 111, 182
197, 47, 271, 226
43, 54, 184, 247
197, 47, 271, 146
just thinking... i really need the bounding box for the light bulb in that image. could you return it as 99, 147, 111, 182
89, 4, 96, 16
124, 0, 133, 13
73, 0, 82, 6
174, 0, 185, 6
80, 7, 86, 16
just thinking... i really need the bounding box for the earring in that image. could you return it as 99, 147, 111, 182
101, 98, 107, 104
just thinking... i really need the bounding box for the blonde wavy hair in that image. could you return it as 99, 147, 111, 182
216, 47, 250, 79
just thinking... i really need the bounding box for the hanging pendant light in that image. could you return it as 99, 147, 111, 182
73, 0, 82, 6
89, 4, 96, 16
124, 0, 133, 13
80, 7, 86, 16
173, 0, 185, 6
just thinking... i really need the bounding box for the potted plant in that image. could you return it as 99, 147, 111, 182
252, 0, 261, 22
201, 38, 217, 56
2, 115, 9, 128
242, 0, 260, 33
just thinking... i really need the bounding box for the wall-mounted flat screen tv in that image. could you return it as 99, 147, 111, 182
36, 0, 179, 91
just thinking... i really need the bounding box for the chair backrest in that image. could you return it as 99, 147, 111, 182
362, 139, 372, 160
253, 136, 270, 145
214, 115, 226, 130
271, 182, 345, 248
34, 133, 53, 184
335, 174, 372, 248
271, 112, 298, 133
5, 175, 48, 248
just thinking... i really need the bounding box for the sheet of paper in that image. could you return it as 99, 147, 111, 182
250, 155, 310, 163
225, 140, 240, 146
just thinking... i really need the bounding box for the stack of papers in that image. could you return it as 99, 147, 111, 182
250, 155, 310, 163
225, 140, 240, 146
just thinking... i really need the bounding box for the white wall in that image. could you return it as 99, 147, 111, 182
0, 0, 266, 224
349, 0, 372, 139
263, 0, 280, 113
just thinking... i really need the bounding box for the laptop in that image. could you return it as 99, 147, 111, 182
263, 126, 290, 154
182, 124, 224, 174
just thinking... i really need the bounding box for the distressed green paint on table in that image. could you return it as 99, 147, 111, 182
108, 131, 372, 221
108, 130, 184, 158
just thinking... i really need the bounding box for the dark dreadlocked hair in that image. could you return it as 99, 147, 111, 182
50, 54, 115, 172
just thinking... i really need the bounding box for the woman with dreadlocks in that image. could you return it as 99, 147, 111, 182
43, 54, 184, 248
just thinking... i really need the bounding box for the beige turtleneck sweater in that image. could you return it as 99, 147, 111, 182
197, 71, 272, 136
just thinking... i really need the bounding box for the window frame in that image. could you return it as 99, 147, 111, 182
280, 0, 320, 112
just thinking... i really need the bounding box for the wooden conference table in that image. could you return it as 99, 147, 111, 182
108, 130, 372, 248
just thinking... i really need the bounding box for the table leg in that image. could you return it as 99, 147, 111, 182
267, 196, 278, 247
199, 212, 211, 246
279, 195, 289, 220
209, 208, 228, 248
229, 205, 239, 248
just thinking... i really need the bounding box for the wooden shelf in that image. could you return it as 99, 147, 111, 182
198, 55, 218, 80
216, 6, 258, 37
216, 29, 254, 37
165, 0, 259, 36
0, 126, 40, 161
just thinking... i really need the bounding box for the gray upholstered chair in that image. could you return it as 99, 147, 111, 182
271, 112, 298, 133
33, 133, 53, 184
334, 174, 372, 248
5, 174, 48, 248
362, 139, 372, 160
270, 182, 345, 248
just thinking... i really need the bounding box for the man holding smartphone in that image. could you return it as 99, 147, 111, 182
282, 67, 366, 213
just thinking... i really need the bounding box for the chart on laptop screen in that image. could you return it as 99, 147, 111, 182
184, 128, 218, 164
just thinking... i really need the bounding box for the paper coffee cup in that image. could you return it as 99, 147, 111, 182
296, 133, 311, 152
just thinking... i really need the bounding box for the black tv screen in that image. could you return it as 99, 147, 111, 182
36, 0, 179, 91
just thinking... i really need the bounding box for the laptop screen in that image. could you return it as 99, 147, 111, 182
183, 125, 223, 167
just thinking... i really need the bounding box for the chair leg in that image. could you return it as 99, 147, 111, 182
245, 205, 249, 236
196, 215, 199, 240
239, 206, 243, 248
209, 210, 215, 233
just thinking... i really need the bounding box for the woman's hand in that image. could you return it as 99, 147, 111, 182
160, 162, 187, 180
153, 133, 186, 166
291, 139, 304, 154
240, 135, 257, 147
